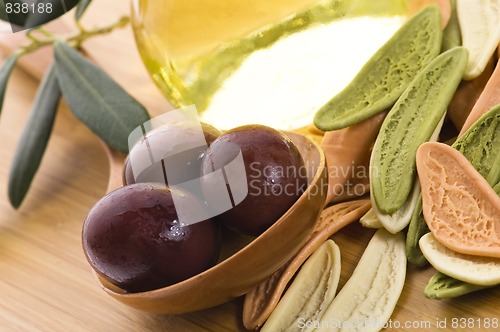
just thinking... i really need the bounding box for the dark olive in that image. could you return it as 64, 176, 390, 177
82, 183, 221, 292
123, 122, 221, 185
200, 125, 308, 236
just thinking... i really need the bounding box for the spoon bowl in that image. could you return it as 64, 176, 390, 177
94, 131, 327, 314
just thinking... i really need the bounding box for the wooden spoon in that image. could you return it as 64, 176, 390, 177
242, 199, 371, 330
459, 56, 500, 135
321, 112, 386, 204
101, 141, 126, 192
93, 131, 329, 315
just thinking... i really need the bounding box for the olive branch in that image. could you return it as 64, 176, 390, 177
0, 1, 150, 208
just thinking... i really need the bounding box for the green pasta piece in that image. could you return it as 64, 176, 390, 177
371, 47, 468, 214
314, 5, 442, 131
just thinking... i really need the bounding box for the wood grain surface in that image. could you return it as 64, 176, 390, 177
0, 1, 498, 331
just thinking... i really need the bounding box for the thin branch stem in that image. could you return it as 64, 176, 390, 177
25, 30, 42, 43
18, 16, 130, 56
37, 27, 55, 38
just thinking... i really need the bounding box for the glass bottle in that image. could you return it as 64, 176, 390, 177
131, 0, 410, 129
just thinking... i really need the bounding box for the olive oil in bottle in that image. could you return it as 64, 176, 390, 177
131, 0, 409, 129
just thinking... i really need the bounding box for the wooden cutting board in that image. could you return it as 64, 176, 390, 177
0, 1, 498, 331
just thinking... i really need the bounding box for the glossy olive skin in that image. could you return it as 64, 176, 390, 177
201, 125, 307, 236
123, 122, 221, 185
82, 183, 220, 293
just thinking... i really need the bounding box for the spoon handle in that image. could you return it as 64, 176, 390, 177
101, 140, 126, 192
242, 199, 371, 330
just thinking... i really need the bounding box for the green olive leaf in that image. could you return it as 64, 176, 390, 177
54, 41, 150, 153
76, 0, 92, 20
8, 64, 60, 209
0, 53, 19, 117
